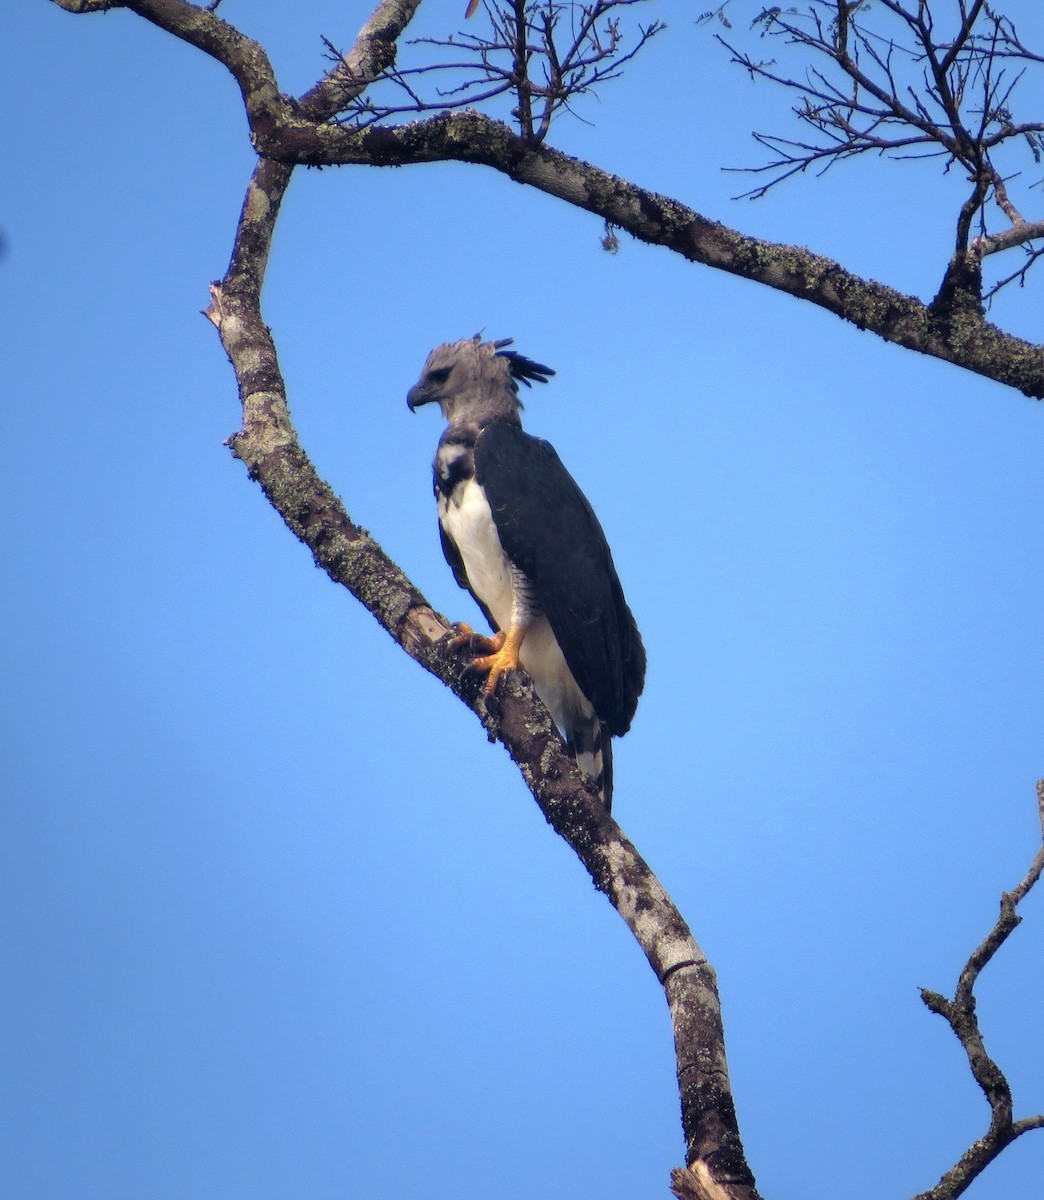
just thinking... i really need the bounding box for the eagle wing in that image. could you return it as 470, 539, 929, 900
474, 421, 645, 735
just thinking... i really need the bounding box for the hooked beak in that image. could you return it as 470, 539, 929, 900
406, 383, 434, 412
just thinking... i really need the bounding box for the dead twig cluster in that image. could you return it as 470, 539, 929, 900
719, 1, 1044, 299
330, 0, 664, 141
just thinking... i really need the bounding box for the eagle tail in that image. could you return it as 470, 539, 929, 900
570, 718, 614, 813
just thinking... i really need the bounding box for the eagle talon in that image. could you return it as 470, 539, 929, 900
449, 623, 504, 657
470, 626, 524, 695
447, 621, 476, 651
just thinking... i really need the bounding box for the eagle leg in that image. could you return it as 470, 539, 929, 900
470, 624, 525, 695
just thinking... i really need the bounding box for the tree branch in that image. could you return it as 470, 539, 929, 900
914, 780, 1044, 1200
264, 109, 1044, 398
49, 0, 286, 128
974, 218, 1044, 257
51, 0, 1044, 398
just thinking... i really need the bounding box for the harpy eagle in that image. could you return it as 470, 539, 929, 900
407, 335, 645, 809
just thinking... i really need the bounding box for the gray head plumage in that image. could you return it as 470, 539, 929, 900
406, 335, 554, 425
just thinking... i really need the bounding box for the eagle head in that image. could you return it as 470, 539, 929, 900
407, 335, 555, 423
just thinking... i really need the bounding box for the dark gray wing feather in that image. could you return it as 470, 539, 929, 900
474, 420, 645, 735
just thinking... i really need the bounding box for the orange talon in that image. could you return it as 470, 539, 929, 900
471, 625, 526, 695
449, 623, 503, 655
448, 622, 478, 651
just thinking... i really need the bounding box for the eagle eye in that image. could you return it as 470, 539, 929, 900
427, 366, 452, 385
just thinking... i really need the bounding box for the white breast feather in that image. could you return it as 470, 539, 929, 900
439, 477, 514, 631
439, 476, 596, 739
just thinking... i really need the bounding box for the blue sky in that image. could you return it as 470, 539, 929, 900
4, 2, 1044, 1198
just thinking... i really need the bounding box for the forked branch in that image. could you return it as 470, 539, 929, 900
915, 780, 1044, 1200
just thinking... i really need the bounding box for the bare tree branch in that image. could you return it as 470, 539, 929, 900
261, 108, 1044, 396
974, 216, 1044, 255
720, 0, 1044, 298
914, 780, 1044, 1200
50, 0, 1044, 397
